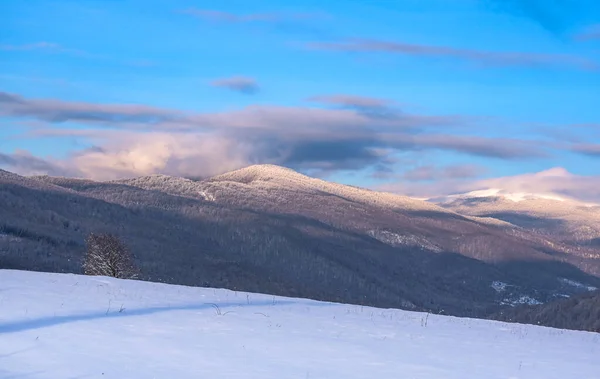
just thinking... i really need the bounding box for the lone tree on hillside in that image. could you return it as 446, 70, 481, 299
83, 233, 138, 279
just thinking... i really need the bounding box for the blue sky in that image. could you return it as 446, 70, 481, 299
1, 0, 599, 200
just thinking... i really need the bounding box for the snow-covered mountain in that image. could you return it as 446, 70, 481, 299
2, 270, 598, 379
121, 164, 451, 213
433, 187, 598, 207
435, 188, 600, 245
119, 165, 600, 264
3, 164, 600, 324
440, 188, 595, 206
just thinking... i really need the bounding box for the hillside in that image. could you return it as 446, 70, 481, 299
1, 270, 598, 379
122, 165, 600, 266
492, 289, 600, 332
2, 165, 600, 322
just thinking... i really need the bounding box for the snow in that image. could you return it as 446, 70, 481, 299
198, 190, 215, 202
1, 270, 599, 379
438, 187, 599, 209
444, 188, 570, 203
491, 281, 509, 292
206, 164, 455, 213
510, 296, 543, 306
499, 294, 543, 307
560, 278, 598, 292
465, 215, 517, 228
367, 229, 443, 252
435, 187, 600, 243
0, 233, 21, 242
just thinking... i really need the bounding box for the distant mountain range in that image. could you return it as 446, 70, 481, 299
1, 164, 599, 329
434, 188, 600, 246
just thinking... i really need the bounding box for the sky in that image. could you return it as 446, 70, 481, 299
1, 0, 599, 201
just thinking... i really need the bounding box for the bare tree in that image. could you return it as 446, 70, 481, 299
83, 233, 138, 279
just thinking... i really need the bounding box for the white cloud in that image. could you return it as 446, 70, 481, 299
70, 132, 254, 180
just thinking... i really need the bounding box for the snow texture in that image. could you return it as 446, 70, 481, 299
436, 187, 600, 242
367, 230, 443, 252
439, 187, 600, 207
560, 278, 598, 292
1, 270, 599, 379
491, 281, 509, 293
511, 296, 543, 306
124, 164, 456, 213
211, 164, 456, 212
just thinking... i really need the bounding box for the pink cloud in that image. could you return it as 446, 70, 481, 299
379, 167, 600, 204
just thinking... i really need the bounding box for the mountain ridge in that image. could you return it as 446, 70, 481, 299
433, 187, 596, 205
118, 164, 457, 215
436, 186, 600, 246
2, 164, 600, 328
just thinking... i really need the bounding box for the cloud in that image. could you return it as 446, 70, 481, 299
375, 134, 548, 159
64, 132, 251, 180
2, 90, 549, 180
472, 167, 600, 203
402, 164, 487, 181
19, 128, 543, 181
410, 134, 548, 159
0, 92, 24, 103
0, 151, 73, 177
572, 143, 600, 157
210, 76, 260, 94
0, 91, 184, 125
380, 167, 600, 204
307, 94, 401, 120
307, 39, 597, 70
23, 129, 398, 180
308, 94, 394, 110
0, 91, 456, 132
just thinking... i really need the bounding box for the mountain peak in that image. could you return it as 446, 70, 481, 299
209, 164, 306, 184
205, 164, 453, 214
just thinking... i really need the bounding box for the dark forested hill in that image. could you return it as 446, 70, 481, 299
491, 290, 600, 333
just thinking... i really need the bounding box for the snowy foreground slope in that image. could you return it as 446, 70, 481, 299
1, 271, 599, 379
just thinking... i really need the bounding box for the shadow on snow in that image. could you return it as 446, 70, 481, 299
0, 299, 331, 334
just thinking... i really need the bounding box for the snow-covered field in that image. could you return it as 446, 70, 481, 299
1, 270, 598, 379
